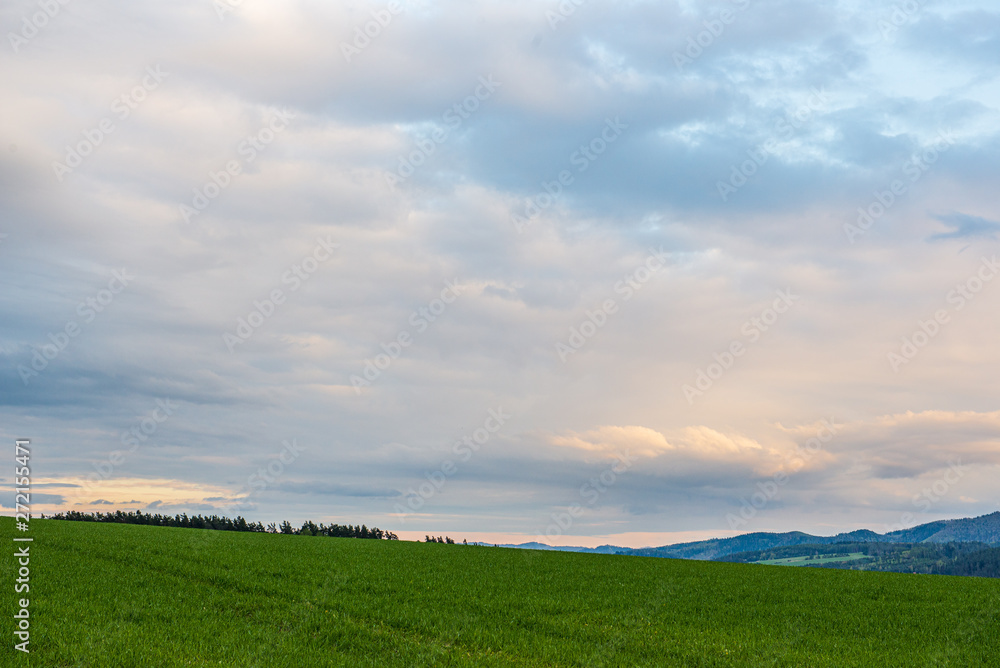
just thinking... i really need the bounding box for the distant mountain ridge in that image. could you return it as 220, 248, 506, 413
482, 541, 623, 555
883, 512, 1000, 544
621, 530, 883, 561
501, 511, 1000, 561
717, 541, 1000, 578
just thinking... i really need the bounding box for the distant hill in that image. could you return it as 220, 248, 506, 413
491, 542, 623, 555
716, 541, 1000, 578
620, 531, 878, 561
614, 512, 1000, 561
615, 512, 1000, 561
883, 512, 1000, 545
503, 511, 1000, 561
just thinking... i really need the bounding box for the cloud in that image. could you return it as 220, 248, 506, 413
928, 212, 1000, 241
0, 492, 67, 507
678, 426, 765, 457
549, 425, 769, 462
550, 425, 674, 458
2, 0, 1000, 542
821, 409, 1000, 479
270, 481, 401, 498
547, 424, 786, 479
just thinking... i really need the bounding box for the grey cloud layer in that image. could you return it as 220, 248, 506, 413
1, 0, 998, 541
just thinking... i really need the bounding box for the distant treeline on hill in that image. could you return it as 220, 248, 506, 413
718, 541, 1000, 578
937, 546, 1000, 578
45, 510, 398, 541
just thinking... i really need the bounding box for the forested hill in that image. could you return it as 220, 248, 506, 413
883, 511, 1000, 544
617, 512, 1000, 561
622, 530, 880, 561
717, 542, 1000, 578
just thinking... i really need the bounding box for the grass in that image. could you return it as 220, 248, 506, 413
2, 517, 999, 667
758, 552, 869, 566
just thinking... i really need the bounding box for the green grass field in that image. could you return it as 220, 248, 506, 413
758, 553, 868, 566
3, 518, 999, 667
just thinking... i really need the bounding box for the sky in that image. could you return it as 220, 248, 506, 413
1, 0, 998, 548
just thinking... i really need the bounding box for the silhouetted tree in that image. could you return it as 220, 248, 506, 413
47, 511, 398, 541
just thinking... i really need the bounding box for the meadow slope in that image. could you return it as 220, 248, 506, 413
2, 518, 999, 667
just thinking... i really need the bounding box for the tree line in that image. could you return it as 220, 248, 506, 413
936, 546, 1000, 578
45, 510, 398, 540
718, 541, 1000, 578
